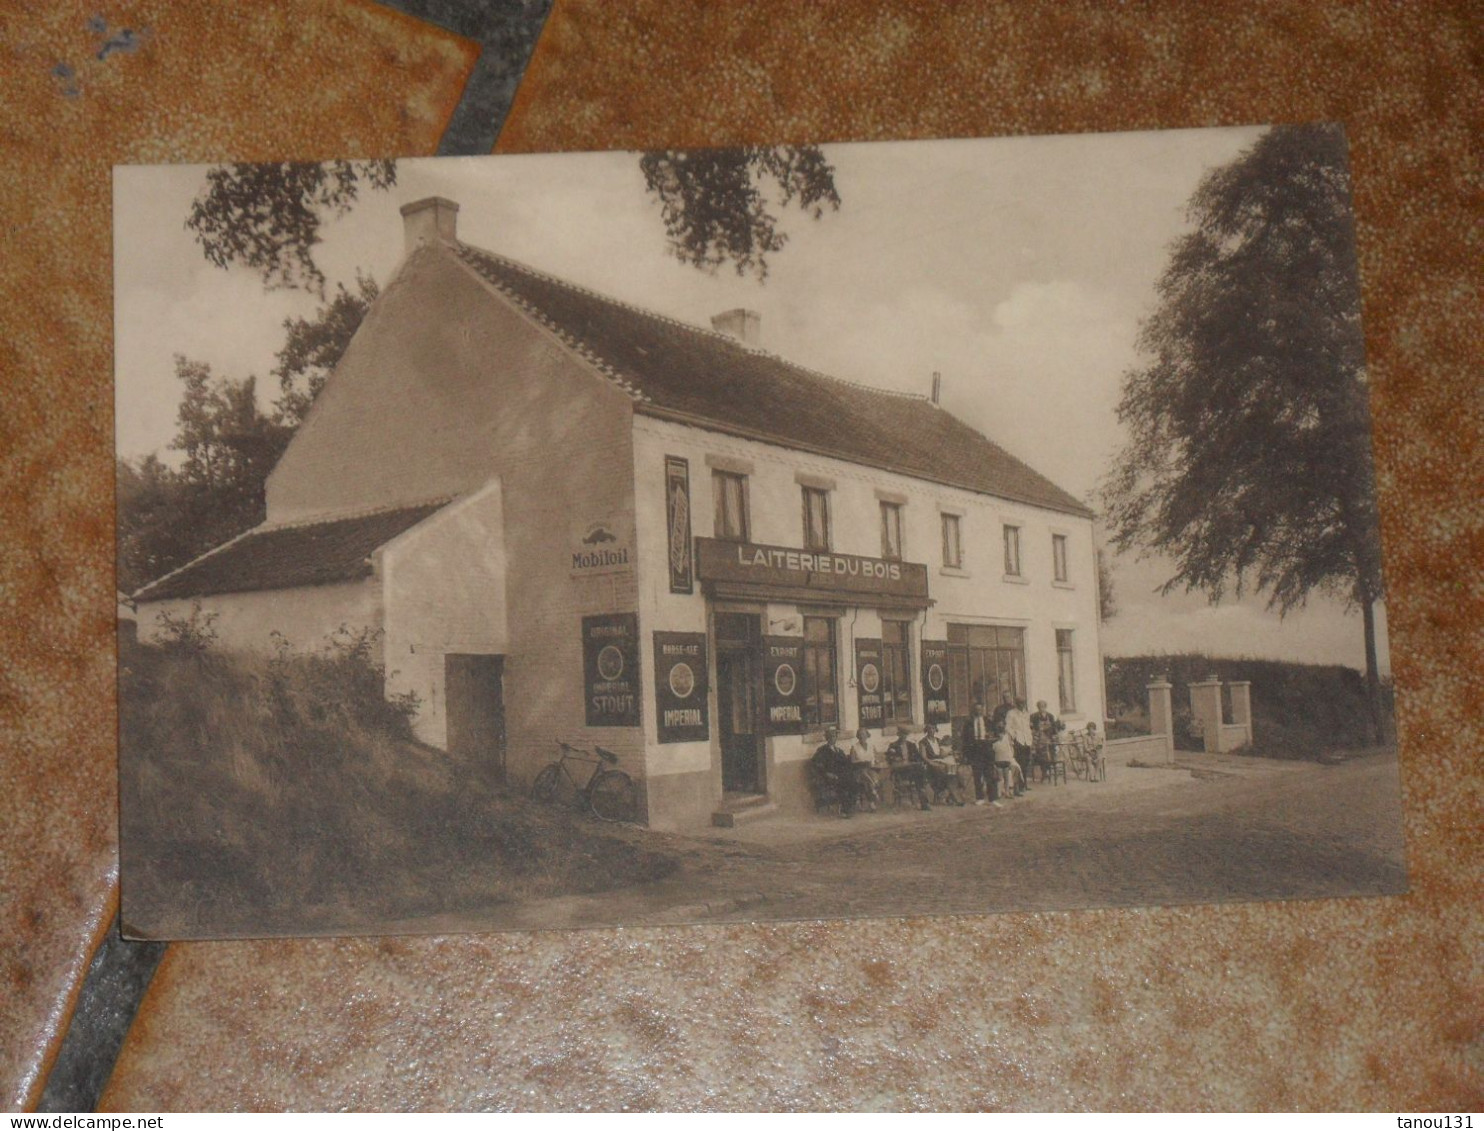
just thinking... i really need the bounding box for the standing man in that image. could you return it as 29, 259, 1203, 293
991, 689, 1015, 735
962, 702, 997, 805
1008, 698, 1034, 794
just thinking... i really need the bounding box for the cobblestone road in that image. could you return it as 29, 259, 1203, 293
484, 749, 1408, 930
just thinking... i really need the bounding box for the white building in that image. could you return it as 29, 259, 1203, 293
136, 197, 1103, 830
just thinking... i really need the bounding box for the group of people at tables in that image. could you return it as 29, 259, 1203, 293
809, 692, 1100, 817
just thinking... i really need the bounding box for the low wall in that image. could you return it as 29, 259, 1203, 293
1219, 723, 1251, 751
1106, 734, 1171, 765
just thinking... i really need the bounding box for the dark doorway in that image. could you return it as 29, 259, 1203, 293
445, 654, 506, 780
714, 612, 763, 795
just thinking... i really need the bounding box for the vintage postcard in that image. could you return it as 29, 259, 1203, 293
115, 127, 1405, 938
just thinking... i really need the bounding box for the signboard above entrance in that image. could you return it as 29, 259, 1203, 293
695, 538, 930, 609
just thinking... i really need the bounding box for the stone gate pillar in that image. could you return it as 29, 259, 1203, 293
1147, 679, 1174, 762
1229, 680, 1253, 748
1189, 677, 1225, 754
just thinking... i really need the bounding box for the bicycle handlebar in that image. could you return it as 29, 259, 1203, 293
556, 739, 619, 765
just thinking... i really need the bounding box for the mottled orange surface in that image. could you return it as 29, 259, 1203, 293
2, 0, 1478, 1113
0, 0, 474, 1110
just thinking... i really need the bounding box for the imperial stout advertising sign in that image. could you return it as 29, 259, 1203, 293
664, 456, 693, 594
921, 639, 950, 725
653, 631, 707, 743
855, 637, 885, 728
582, 613, 641, 727
762, 635, 805, 734
694, 538, 929, 604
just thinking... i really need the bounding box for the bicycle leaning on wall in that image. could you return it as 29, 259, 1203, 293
531, 739, 640, 822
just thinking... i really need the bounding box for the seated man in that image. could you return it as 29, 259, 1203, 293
919, 722, 965, 806
810, 725, 858, 816
847, 727, 881, 812
992, 726, 1025, 800
884, 725, 932, 811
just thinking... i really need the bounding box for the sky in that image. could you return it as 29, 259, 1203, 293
112, 128, 1389, 673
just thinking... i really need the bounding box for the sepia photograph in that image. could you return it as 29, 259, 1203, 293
114, 125, 1405, 939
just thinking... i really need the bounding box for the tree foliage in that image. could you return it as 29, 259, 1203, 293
186, 161, 396, 296
1096, 548, 1117, 622
640, 146, 841, 280
117, 357, 292, 593
185, 148, 839, 293
271, 273, 378, 426
1102, 123, 1384, 725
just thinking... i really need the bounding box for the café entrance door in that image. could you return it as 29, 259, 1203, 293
714, 611, 764, 795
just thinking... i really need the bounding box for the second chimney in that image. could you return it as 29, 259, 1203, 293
400, 197, 459, 255
711, 308, 761, 347
931, 371, 942, 405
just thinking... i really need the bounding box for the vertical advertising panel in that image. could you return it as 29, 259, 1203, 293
664, 455, 694, 594
921, 639, 951, 725
854, 637, 885, 729
653, 631, 708, 743
582, 613, 641, 727
762, 635, 805, 735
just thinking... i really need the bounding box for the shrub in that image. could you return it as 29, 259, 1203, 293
119, 627, 674, 936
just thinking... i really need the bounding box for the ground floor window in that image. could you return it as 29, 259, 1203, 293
1056, 628, 1076, 713
802, 615, 839, 729
947, 623, 1026, 714
880, 619, 912, 724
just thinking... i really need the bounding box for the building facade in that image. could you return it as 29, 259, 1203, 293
135, 197, 1102, 832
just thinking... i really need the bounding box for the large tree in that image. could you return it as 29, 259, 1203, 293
1102, 123, 1386, 738
186, 148, 839, 291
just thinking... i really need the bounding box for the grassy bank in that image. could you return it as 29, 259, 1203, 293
118, 624, 677, 937
1104, 653, 1392, 759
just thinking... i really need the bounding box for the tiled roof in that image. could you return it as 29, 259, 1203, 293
456, 244, 1092, 517
134, 502, 447, 602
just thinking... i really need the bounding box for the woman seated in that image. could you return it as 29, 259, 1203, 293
847, 727, 882, 812
993, 727, 1025, 797
919, 722, 965, 805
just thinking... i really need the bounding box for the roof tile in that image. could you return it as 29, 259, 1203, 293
134, 502, 447, 602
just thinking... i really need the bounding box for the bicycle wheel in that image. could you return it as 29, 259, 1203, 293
531, 764, 562, 804
587, 770, 639, 823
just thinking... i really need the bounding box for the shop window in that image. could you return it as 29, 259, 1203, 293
713, 470, 749, 542
1057, 628, 1076, 713
1003, 524, 1022, 577
1053, 533, 1069, 583
941, 513, 963, 569
802, 616, 839, 729
802, 486, 831, 552
947, 623, 1026, 713
881, 619, 913, 724
880, 501, 904, 561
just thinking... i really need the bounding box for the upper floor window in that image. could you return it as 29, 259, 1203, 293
802, 486, 831, 552
880, 501, 904, 561
1003, 524, 1022, 577
1052, 533, 1069, 583
941, 513, 963, 569
713, 470, 749, 542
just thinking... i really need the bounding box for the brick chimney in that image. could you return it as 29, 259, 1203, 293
400, 197, 459, 254
931, 371, 942, 405
711, 308, 761, 346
